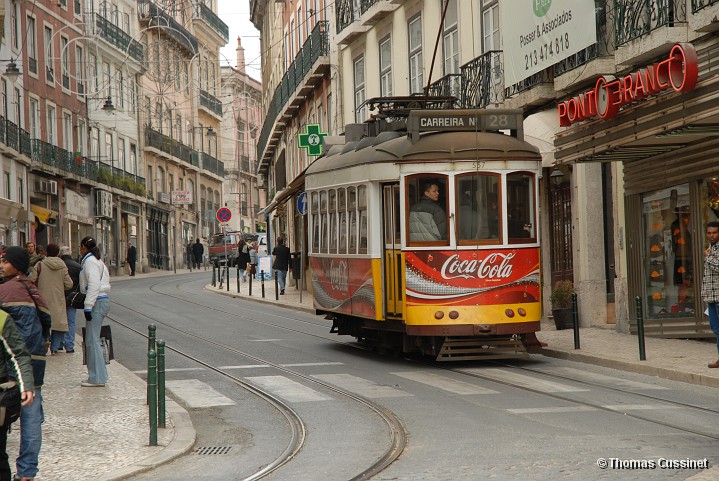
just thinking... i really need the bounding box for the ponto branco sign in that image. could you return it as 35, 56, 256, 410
171, 191, 193, 205
500, 0, 597, 86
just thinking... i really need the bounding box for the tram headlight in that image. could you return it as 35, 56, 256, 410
505, 309, 515, 318
434, 311, 445, 319
449, 311, 459, 319
517, 308, 527, 317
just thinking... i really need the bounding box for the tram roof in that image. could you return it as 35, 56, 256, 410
306, 130, 540, 177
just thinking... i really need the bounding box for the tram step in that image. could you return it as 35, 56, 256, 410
436, 336, 529, 362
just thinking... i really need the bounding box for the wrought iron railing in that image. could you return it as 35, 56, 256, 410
257, 21, 329, 161
19, 129, 31, 156
692, 0, 719, 12
461, 51, 505, 108
427, 73, 462, 100
201, 153, 224, 177
4, 120, 17, 151
144, 127, 194, 165
199, 89, 222, 116
336, 0, 359, 34
138, 0, 198, 54
197, 2, 229, 42
95, 13, 144, 62
505, 67, 553, 98
615, 0, 686, 47
554, 2, 614, 76
360, 0, 384, 14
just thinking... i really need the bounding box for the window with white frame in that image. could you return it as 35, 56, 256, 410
63, 112, 71, 149
118, 137, 126, 171
27, 17, 37, 74
482, 2, 499, 52
76, 45, 85, 97
408, 15, 423, 94
1, 81, 6, 119
14, 89, 21, 124
103, 61, 111, 98
47, 105, 56, 145
78, 119, 86, 156
117, 69, 124, 109
44, 26, 54, 83
353, 55, 367, 123
61, 37, 69, 89
129, 144, 137, 174
442, 0, 459, 75
11, 4, 19, 49
90, 127, 99, 159
29, 98, 39, 139
104, 132, 113, 165
379, 36, 392, 97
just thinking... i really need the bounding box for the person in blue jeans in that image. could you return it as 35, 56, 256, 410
59, 246, 82, 354
272, 237, 291, 295
0, 246, 51, 481
703, 222, 719, 368
78, 237, 111, 387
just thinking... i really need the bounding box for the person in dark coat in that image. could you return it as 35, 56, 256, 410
59, 245, 82, 353
126, 243, 136, 276
192, 239, 204, 269
272, 238, 291, 295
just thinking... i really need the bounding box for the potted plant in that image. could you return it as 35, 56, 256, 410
550, 280, 575, 330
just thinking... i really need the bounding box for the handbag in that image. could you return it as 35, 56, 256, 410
0, 380, 21, 426
66, 289, 86, 309
81, 325, 114, 366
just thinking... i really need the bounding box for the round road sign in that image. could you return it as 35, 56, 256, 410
216, 207, 232, 223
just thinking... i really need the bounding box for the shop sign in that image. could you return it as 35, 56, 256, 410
65, 188, 91, 218
158, 193, 171, 204
171, 191, 193, 205
558, 43, 698, 127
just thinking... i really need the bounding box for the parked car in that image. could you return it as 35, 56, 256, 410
208, 232, 242, 266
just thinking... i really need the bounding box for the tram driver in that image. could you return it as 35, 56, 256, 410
409, 181, 447, 242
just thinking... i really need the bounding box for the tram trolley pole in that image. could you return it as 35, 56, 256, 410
572, 293, 580, 350
635, 296, 647, 361
157, 340, 166, 428
261, 270, 266, 298
148, 349, 158, 446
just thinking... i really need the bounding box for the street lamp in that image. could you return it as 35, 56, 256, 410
101, 96, 115, 114
4, 60, 20, 82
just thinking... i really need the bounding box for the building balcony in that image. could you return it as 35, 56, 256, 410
95, 14, 144, 63
614, 0, 688, 67
138, 0, 199, 55
257, 21, 330, 171
199, 89, 223, 118
201, 152, 224, 177
144, 127, 197, 168
359, 0, 400, 26
689, 0, 719, 31
193, 2, 229, 43
503, 67, 556, 110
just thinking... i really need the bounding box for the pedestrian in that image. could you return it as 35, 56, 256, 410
237, 240, 251, 281
0, 308, 35, 481
126, 242, 136, 276
249, 242, 258, 279
272, 237, 291, 295
79, 236, 111, 387
30, 244, 72, 356
703, 221, 719, 368
24, 243, 41, 268
59, 246, 81, 354
0, 246, 51, 481
192, 238, 204, 270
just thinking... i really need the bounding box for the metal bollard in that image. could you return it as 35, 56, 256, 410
148, 349, 158, 446
572, 292, 580, 350
226, 265, 230, 292
157, 340, 166, 428
635, 296, 646, 361
147, 325, 157, 405
249, 271, 253, 296
275, 270, 279, 300
261, 270, 266, 298
236, 263, 240, 293
212, 265, 216, 287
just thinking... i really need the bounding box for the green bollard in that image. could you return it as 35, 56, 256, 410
275, 270, 279, 300
635, 296, 646, 361
261, 270, 265, 298
572, 292, 580, 350
148, 349, 158, 446
249, 271, 253, 296
237, 263, 240, 293
157, 340, 166, 428
147, 324, 156, 405
226, 265, 230, 292
212, 265, 216, 286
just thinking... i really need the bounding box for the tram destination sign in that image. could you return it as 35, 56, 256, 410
407, 109, 524, 142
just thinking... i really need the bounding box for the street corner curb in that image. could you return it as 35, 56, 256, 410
538, 348, 719, 389
95, 363, 197, 481
203, 284, 317, 315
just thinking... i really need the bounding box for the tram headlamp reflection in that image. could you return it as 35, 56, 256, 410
505, 309, 515, 318
448, 311, 459, 319
434, 311, 445, 319
517, 308, 527, 317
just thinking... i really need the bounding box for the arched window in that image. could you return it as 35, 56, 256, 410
156, 167, 165, 194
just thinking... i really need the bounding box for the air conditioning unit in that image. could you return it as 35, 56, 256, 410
96, 190, 113, 219
34, 180, 58, 195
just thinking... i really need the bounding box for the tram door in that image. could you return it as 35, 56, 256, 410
382, 184, 403, 318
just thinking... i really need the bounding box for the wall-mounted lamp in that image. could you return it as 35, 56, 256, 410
5, 60, 20, 82
550, 167, 566, 186
206, 126, 216, 138
101, 96, 115, 114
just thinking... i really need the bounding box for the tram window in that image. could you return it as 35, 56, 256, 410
407, 174, 449, 245
358, 185, 368, 253
348, 186, 357, 253
338, 188, 347, 254
329, 189, 338, 252
320, 191, 328, 253
311, 192, 320, 252
456, 173, 500, 243
507, 172, 536, 242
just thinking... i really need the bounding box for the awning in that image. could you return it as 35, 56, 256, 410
30, 204, 59, 226
257, 166, 309, 217
523, 110, 559, 168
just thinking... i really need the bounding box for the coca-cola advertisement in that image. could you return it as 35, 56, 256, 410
405, 249, 540, 306
311, 257, 376, 318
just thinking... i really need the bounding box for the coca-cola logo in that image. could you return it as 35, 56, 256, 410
440, 253, 515, 280
330, 260, 349, 292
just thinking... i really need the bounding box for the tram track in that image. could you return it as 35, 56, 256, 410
109, 277, 407, 481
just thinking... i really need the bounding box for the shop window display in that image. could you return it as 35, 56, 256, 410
642, 185, 694, 318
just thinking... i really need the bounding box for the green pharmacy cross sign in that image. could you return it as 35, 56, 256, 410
298, 124, 327, 156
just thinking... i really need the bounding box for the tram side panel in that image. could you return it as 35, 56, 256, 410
403, 247, 541, 336
310, 256, 384, 321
